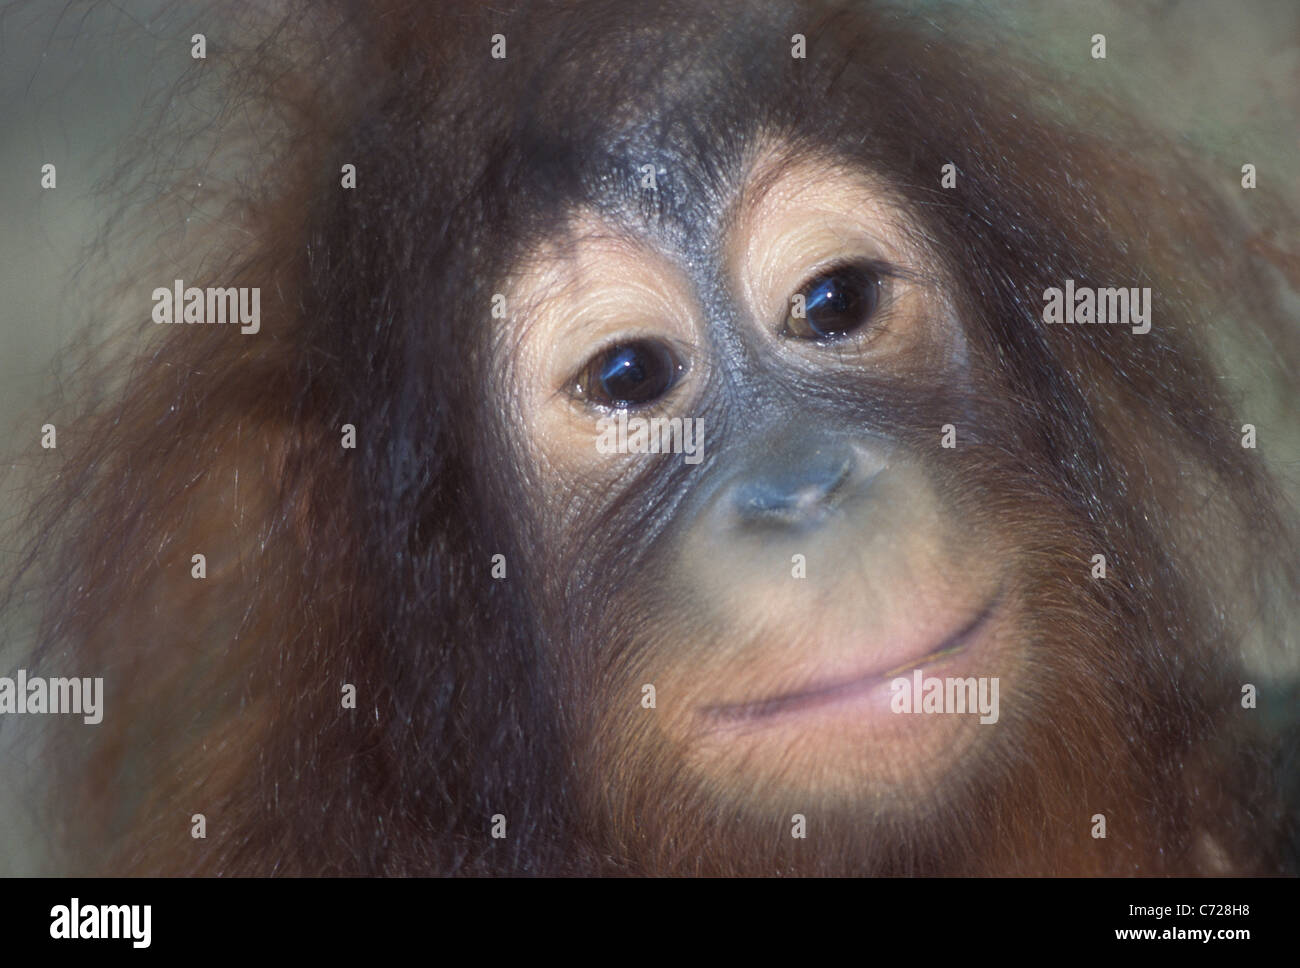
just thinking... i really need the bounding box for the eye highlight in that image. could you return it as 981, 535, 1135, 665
783, 262, 884, 341
571, 339, 685, 409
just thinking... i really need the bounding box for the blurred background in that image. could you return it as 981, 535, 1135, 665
0, 0, 1296, 873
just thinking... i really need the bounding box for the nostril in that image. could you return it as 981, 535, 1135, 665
732, 450, 855, 521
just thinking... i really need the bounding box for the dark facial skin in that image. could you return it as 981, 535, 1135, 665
508, 153, 1011, 795
497, 145, 1116, 873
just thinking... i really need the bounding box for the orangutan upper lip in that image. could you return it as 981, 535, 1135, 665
703, 594, 1000, 723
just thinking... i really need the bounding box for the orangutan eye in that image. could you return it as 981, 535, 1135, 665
572, 339, 685, 408
783, 262, 884, 341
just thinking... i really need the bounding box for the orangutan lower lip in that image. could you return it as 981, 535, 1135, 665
703, 595, 1000, 723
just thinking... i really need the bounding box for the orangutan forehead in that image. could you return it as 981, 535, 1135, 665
513, 145, 922, 278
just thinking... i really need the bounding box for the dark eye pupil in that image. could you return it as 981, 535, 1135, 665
787, 264, 881, 340
581, 340, 680, 407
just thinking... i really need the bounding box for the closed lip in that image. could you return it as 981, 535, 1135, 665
701, 592, 1001, 724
